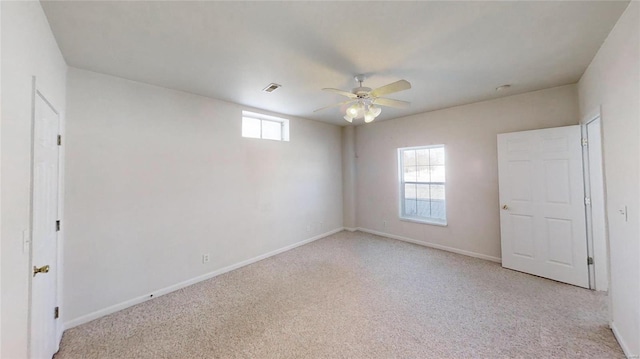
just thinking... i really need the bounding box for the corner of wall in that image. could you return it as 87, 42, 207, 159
341, 126, 357, 229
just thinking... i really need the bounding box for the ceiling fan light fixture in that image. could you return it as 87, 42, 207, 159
357, 103, 365, 118
346, 103, 360, 118
343, 114, 353, 123
347, 102, 366, 119
364, 105, 380, 123
369, 105, 382, 117
364, 112, 375, 123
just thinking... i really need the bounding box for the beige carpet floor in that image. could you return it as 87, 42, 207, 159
55, 231, 624, 359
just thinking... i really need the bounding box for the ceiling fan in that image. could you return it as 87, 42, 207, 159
314, 75, 412, 123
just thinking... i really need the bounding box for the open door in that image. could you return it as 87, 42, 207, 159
497, 126, 589, 288
583, 116, 608, 291
30, 89, 61, 358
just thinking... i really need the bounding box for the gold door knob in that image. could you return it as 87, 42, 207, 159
33, 265, 50, 277
502, 204, 509, 210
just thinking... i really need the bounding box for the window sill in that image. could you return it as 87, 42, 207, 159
399, 217, 448, 227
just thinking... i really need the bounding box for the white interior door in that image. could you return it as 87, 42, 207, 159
30, 91, 60, 359
497, 126, 589, 288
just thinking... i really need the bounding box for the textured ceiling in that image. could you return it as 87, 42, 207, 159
41, 1, 629, 126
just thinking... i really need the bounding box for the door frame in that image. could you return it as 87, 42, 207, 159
581, 106, 610, 292
28, 76, 65, 356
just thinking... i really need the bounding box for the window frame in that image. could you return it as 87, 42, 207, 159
241, 111, 290, 142
397, 144, 447, 226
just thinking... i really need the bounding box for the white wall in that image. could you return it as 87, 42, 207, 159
1, 1, 67, 358
354, 85, 579, 260
578, 2, 639, 356
63, 68, 343, 326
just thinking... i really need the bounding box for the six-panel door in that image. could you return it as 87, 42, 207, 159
498, 126, 589, 288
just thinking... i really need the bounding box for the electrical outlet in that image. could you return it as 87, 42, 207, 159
202, 254, 210, 264
383, 220, 387, 229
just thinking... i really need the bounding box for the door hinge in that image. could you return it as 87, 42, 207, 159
57, 134, 62, 146
56, 220, 61, 231
584, 197, 591, 206
54, 306, 59, 319
587, 257, 594, 265
581, 138, 588, 147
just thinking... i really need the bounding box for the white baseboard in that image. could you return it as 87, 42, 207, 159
611, 321, 636, 359
344, 227, 358, 232
64, 227, 344, 330
357, 227, 502, 263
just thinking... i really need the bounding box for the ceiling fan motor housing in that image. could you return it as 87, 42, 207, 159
353, 87, 372, 98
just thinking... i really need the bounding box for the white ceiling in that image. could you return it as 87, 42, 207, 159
41, 1, 628, 126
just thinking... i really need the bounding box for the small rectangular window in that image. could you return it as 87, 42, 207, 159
241, 111, 289, 141
398, 145, 447, 225
261, 119, 282, 141
241, 117, 261, 139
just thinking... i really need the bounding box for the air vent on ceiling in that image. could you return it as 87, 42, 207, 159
262, 83, 282, 93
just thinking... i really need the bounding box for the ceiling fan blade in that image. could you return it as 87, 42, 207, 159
313, 100, 356, 113
370, 80, 411, 98
322, 88, 358, 99
373, 97, 411, 108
